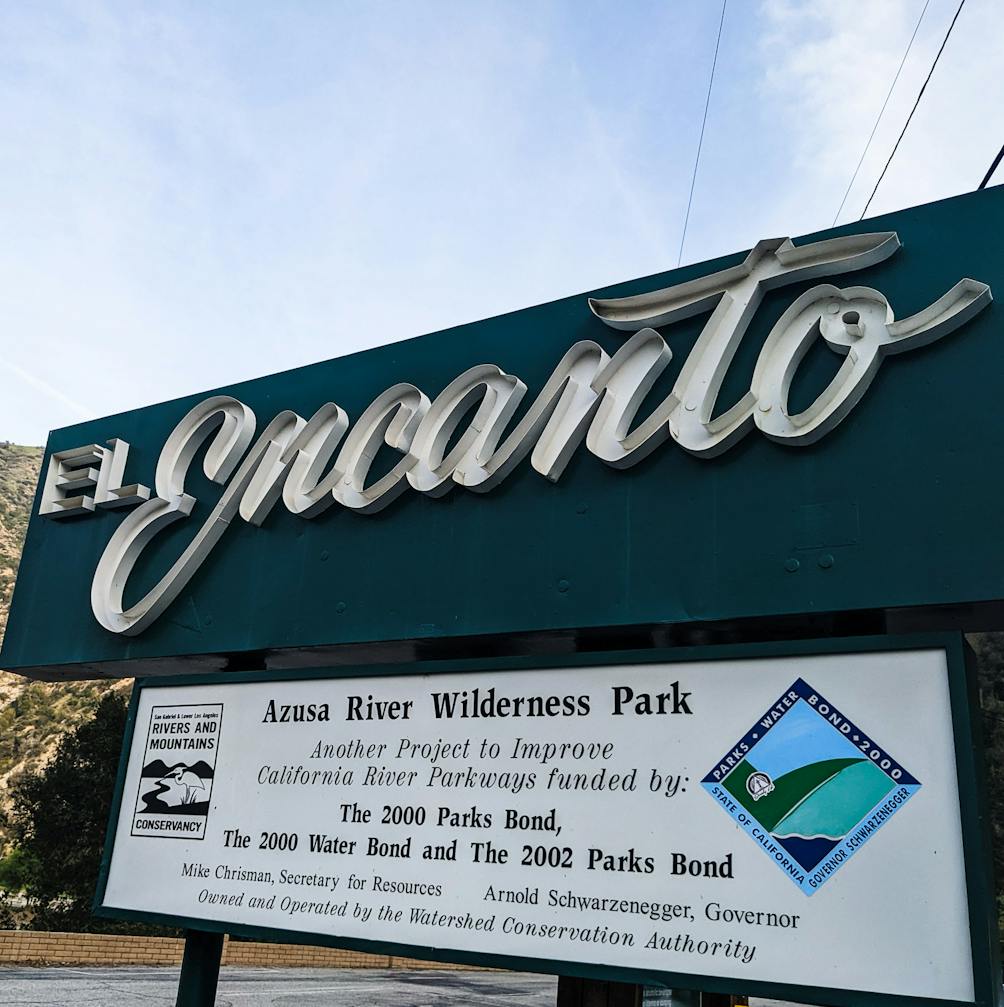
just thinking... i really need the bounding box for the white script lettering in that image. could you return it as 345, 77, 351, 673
35, 232, 989, 635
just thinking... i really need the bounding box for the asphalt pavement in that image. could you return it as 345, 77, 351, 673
0, 966, 558, 1006
0, 966, 811, 1006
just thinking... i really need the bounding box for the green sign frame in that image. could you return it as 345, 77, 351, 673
6, 188, 1004, 680
93, 632, 1000, 1007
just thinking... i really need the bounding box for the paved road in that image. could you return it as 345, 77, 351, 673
0, 966, 559, 1006
0, 966, 811, 1006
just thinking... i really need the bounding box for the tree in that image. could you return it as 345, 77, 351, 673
6, 691, 127, 931
969, 633, 1004, 949
0, 846, 34, 892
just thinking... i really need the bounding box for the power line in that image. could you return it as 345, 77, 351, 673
859, 0, 968, 220
832, 0, 930, 226
677, 0, 727, 267
978, 142, 1004, 190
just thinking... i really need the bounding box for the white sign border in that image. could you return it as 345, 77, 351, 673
93, 633, 1000, 1007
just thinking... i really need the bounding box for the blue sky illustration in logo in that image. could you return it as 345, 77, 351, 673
702, 678, 920, 895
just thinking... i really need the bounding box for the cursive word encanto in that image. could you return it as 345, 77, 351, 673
37, 231, 991, 636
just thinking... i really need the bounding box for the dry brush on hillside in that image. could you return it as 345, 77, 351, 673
0, 444, 123, 832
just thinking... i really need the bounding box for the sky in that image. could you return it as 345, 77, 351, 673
2, 0, 1004, 446
746, 701, 861, 780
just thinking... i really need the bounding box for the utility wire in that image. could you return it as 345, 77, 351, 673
859, 0, 968, 220
832, 0, 930, 226
677, 0, 727, 267
978, 142, 1004, 189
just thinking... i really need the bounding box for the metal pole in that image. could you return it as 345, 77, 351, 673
556, 976, 642, 1006
175, 930, 224, 1007
556, 981, 747, 1007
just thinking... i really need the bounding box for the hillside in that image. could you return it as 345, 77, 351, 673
0, 444, 42, 663
0, 444, 122, 812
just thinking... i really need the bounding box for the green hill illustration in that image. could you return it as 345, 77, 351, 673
723, 753, 896, 836
773, 760, 896, 838
723, 756, 864, 831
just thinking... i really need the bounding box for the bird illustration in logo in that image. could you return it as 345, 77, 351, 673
152, 766, 207, 807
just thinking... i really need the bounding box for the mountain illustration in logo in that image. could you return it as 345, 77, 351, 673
702, 678, 920, 894
138, 760, 215, 816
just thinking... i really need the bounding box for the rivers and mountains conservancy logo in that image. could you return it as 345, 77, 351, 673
702, 679, 919, 894
132, 704, 223, 840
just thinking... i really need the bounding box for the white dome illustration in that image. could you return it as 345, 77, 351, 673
746, 771, 775, 801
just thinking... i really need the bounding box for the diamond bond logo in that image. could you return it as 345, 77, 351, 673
702, 679, 920, 895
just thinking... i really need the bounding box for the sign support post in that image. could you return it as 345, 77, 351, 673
556, 980, 743, 1006
557, 976, 642, 1005
700, 993, 746, 1006
174, 930, 224, 1007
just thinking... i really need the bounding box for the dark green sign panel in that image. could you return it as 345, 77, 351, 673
5, 188, 1004, 679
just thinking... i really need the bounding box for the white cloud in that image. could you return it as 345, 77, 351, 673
1, 1, 1002, 445
0, 1, 709, 445
755, 0, 1004, 229
0, 360, 95, 429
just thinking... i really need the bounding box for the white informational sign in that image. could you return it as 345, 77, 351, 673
100, 647, 976, 1002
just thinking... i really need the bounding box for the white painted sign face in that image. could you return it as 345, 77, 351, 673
100, 648, 975, 1002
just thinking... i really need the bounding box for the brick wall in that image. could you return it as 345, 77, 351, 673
0, 930, 188, 967
226, 938, 389, 969
0, 930, 477, 968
